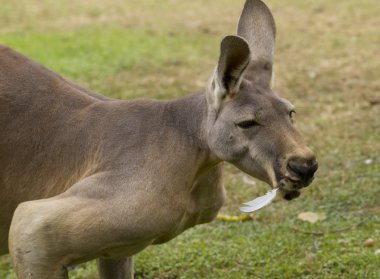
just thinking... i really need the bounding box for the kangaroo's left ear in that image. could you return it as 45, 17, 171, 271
207, 35, 251, 111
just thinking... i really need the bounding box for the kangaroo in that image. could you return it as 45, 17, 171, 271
0, 0, 317, 278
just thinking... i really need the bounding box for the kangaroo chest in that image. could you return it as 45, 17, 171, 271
152, 165, 226, 244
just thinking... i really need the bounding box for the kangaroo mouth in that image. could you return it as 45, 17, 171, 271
276, 177, 306, 201
271, 161, 315, 200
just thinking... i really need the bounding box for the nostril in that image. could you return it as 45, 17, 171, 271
287, 160, 309, 178
309, 161, 318, 176
287, 158, 317, 180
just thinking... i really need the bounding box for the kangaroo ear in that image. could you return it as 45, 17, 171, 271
237, 0, 276, 87
208, 35, 251, 111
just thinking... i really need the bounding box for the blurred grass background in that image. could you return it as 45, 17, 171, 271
0, 0, 379, 278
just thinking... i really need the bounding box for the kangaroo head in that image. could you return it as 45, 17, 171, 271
206, 0, 317, 200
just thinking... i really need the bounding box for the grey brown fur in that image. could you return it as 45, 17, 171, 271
0, 1, 317, 278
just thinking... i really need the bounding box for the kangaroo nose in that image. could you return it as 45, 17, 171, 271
287, 157, 318, 182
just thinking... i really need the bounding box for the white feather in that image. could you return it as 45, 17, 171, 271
240, 188, 278, 212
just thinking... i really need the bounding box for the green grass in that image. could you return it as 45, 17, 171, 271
1, 0, 380, 278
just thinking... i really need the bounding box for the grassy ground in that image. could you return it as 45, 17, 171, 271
1, 0, 379, 278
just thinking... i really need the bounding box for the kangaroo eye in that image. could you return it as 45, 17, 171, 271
289, 110, 296, 119
237, 120, 259, 129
